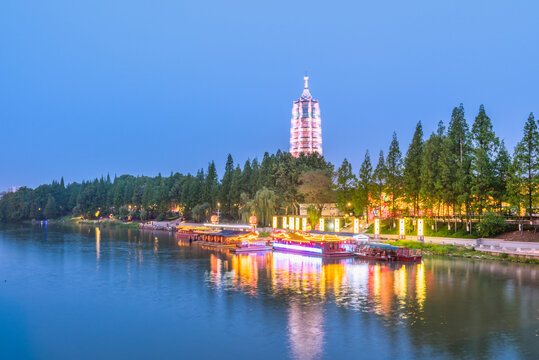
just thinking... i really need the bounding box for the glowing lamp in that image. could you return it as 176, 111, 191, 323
273, 216, 278, 229
211, 214, 219, 225
249, 215, 257, 227
289, 216, 295, 230
374, 219, 380, 236
283, 216, 287, 229
335, 218, 340, 232
319, 218, 325, 231
353, 218, 359, 234
295, 217, 300, 230
399, 218, 405, 239
418, 219, 424, 241
302, 218, 307, 231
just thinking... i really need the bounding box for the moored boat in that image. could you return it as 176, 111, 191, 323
355, 243, 422, 262
271, 231, 355, 257
230, 237, 273, 253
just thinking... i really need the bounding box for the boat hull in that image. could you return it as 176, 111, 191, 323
273, 245, 353, 257
355, 253, 422, 262
230, 246, 273, 254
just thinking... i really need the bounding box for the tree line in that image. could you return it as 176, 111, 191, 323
0, 151, 334, 226
335, 105, 538, 222
0, 104, 537, 226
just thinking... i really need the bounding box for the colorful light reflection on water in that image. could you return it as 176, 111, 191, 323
0, 224, 537, 360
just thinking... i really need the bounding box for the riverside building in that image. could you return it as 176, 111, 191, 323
289, 76, 322, 157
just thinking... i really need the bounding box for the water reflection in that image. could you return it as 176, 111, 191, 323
204, 248, 432, 317
95, 227, 100, 261
288, 301, 324, 360
0, 224, 536, 359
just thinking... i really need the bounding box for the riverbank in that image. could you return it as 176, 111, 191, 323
387, 239, 539, 264
52, 216, 140, 229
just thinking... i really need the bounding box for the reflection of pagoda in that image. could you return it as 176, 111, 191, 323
289, 76, 323, 157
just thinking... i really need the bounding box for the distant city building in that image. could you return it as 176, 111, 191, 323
289, 76, 322, 157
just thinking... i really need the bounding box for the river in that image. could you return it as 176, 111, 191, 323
0, 223, 537, 359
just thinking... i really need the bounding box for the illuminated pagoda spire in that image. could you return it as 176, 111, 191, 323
289, 76, 322, 158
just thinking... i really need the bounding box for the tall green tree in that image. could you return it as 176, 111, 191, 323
471, 105, 499, 215
204, 161, 219, 210
511, 113, 538, 219
335, 158, 356, 213
43, 195, 57, 219
373, 150, 387, 210
219, 154, 235, 217
385, 132, 403, 216
403, 121, 424, 215
446, 104, 472, 216
420, 122, 445, 215
356, 150, 373, 218
493, 141, 511, 212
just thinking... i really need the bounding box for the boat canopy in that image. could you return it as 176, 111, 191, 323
366, 243, 400, 250
272, 231, 349, 243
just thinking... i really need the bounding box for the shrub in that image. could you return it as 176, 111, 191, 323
476, 213, 507, 238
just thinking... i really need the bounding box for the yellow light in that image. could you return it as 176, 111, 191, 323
302, 217, 307, 231
347, 202, 352, 207
319, 218, 325, 231
295, 217, 300, 230
289, 216, 295, 230
273, 216, 278, 229
418, 219, 424, 237
335, 218, 340, 232
375, 219, 380, 235
399, 219, 405, 236
282, 216, 287, 229
353, 218, 359, 233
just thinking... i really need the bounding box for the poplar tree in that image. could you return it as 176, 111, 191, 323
511, 113, 538, 219
204, 161, 219, 210
493, 141, 511, 212
336, 158, 356, 212
385, 132, 403, 216
403, 121, 423, 215
356, 150, 373, 218
241, 160, 253, 196
373, 150, 387, 211
471, 105, 499, 215
446, 104, 472, 216
220, 154, 234, 217
421, 122, 445, 216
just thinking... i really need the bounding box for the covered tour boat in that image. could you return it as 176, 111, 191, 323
230, 236, 273, 253
355, 243, 422, 262
175, 225, 218, 241
271, 231, 355, 257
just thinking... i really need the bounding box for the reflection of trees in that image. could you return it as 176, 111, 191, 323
197, 241, 537, 359
405, 258, 538, 359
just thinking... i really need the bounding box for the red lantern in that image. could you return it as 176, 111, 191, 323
211, 215, 218, 225
249, 215, 257, 227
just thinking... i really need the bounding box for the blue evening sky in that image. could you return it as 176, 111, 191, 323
1, 1, 538, 190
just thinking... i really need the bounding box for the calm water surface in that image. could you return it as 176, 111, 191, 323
0, 224, 537, 359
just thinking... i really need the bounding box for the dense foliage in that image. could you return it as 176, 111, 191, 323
0, 151, 333, 226
334, 105, 538, 221
1, 105, 537, 226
